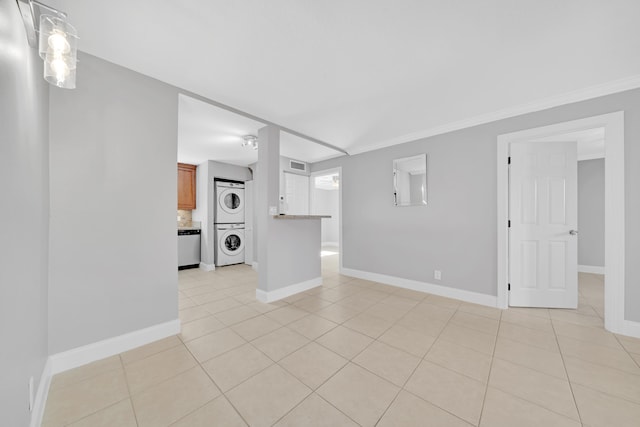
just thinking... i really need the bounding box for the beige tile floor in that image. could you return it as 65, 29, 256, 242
42, 254, 640, 427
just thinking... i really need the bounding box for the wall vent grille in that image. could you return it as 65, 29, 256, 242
290, 160, 306, 171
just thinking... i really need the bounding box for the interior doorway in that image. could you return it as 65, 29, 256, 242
310, 168, 342, 271
283, 171, 310, 215
508, 140, 579, 309
497, 112, 625, 334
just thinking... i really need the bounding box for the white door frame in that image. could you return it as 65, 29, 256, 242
309, 167, 343, 272
244, 180, 254, 267
497, 111, 625, 334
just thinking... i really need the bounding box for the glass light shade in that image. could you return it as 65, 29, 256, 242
43, 54, 76, 88
243, 135, 258, 149
48, 31, 70, 53
39, 15, 78, 89
39, 15, 77, 60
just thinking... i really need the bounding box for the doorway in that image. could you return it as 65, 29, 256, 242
497, 112, 625, 334
310, 168, 342, 273
283, 171, 310, 215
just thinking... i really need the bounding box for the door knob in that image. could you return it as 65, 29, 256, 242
569, 230, 578, 235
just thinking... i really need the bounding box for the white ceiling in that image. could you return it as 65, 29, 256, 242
533, 127, 605, 160
177, 95, 343, 166
48, 1, 640, 157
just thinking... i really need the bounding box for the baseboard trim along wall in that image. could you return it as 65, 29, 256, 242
30, 357, 52, 427
199, 262, 215, 271
49, 319, 181, 375
341, 267, 498, 308
32, 319, 180, 427
578, 265, 605, 274
256, 277, 322, 303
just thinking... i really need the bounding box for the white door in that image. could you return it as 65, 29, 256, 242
284, 172, 310, 215
244, 180, 253, 266
509, 141, 578, 308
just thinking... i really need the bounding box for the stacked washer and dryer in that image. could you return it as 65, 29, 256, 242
214, 180, 246, 267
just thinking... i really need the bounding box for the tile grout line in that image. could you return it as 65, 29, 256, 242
42, 359, 134, 427
182, 267, 392, 425
49, 266, 633, 426
268, 390, 360, 427
185, 279, 359, 424
466, 305, 500, 427
549, 313, 585, 426
266, 270, 372, 425
58, 397, 135, 427
180, 297, 254, 427
613, 333, 640, 371
374, 302, 469, 426
118, 354, 142, 427
272, 291, 430, 426
556, 343, 640, 377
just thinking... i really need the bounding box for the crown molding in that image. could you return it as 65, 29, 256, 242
347, 74, 640, 156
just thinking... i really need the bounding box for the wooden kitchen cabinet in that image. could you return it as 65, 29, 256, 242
178, 163, 197, 210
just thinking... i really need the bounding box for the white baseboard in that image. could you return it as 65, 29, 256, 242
578, 265, 605, 274
256, 277, 322, 303
251, 262, 258, 271
199, 262, 215, 271
322, 241, 339, 247
49, 319, 181, 375
341, 268, 498, 308
29, 357, 52, 427
622, 319, 640, 340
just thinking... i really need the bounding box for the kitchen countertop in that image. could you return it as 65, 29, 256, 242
178, 221, 201, 231
273, 215, 331, 219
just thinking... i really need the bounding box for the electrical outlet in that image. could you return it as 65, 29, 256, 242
28, 376, 34, 412
434, 270, 442, 280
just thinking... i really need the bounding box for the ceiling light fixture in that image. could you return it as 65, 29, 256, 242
243, 135, 258, 150
17, 0, 78, 89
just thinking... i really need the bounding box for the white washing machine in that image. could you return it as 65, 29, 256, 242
215, 181, 245, 224
215, 224, 245, 266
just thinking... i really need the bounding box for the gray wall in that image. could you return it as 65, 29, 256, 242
312, 188, 340, 245
0, 2, 50, 425
257, 127, 321, 293
313, 88, 640, 322
578, 159, 605, 267
48, 53, 180, 353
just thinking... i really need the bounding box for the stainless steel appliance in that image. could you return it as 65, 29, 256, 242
178, 229, 201, 270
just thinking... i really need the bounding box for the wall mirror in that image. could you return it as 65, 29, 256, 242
393, 154, 427, 206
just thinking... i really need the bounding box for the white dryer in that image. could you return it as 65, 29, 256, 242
215, 181, 245, 224
215, 224, 245, 266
